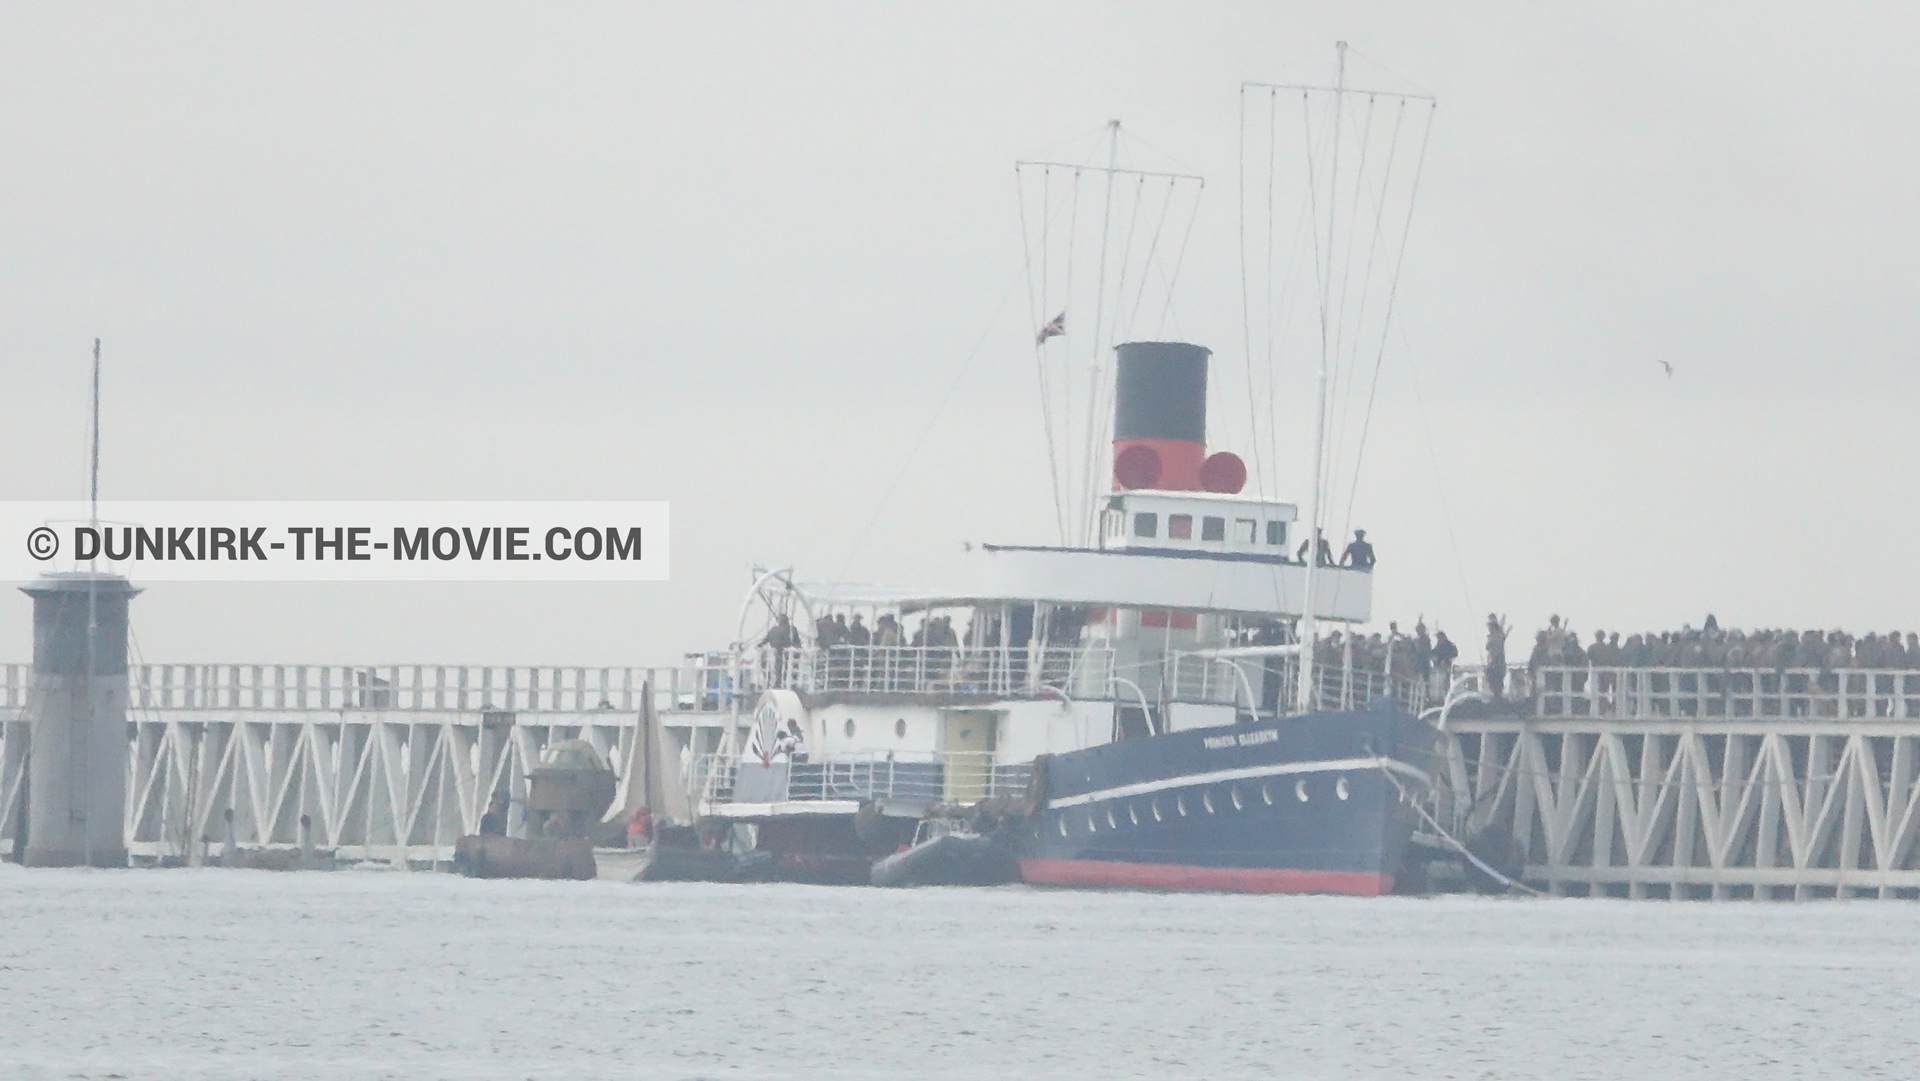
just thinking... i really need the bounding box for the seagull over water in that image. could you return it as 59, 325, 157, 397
1658, 359, 1675, 378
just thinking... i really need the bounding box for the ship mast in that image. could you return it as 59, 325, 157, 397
1295, 42, 1346, 714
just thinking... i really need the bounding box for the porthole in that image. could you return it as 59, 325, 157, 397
1230, 786, 1244, 810
1151, 799, 1163, 822
894, 718, 907, 738
1294, 780, 1309, 802
1106, 808, 1118, 830
1176, 794, 1188, 817
1128, 804, 1139, 826
1261, 784, 1274, 806
843, 718, 856, 738
1202, 791, 1215, 814
1058, 817, 1068, 837
1336, 776, 1350, 801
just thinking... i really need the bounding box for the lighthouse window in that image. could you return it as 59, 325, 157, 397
1103, 509, 1124, 539
1234, 519, 1258, 544
843, 718, 856, 738
1132, 513, 1158, 539
1168, 514, 1193, 540
1201, 516, 1226, 542
1266, 521, 1286, 546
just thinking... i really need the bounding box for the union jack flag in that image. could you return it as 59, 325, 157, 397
1035, 311, 1066, 345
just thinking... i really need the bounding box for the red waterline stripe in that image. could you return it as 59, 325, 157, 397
1018, 858, 1391, 896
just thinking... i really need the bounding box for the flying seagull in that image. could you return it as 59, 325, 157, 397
1657, 359, 1675, 378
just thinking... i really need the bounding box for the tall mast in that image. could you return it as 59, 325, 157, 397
1296, 42, 1346, 714
84, 337, 101, 866
1082, 118, 1121, 545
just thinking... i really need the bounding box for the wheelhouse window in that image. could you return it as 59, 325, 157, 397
1266, 520, 1286, 546
1201, 516, 1226, 542
1132, 512, 1158, 539
1168, 514, 1193, 540
1235, 519, 1258, 544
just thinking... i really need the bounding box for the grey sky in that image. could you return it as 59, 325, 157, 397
4, 4, 1918, 667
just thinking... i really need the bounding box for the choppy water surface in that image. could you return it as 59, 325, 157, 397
3, 865, 1919, 1080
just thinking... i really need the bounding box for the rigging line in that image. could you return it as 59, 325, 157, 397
1106, 174, 1148, 355
1334, 99, 1412, 536
1019, 165, 1068, 544
1300, 88, 1333, 537
1155, 178, 1202, 337
1340, 45, 1436, 100
1323, 94, 1380, 512
1078, 171, 1148, 545
1326, 96, 1401, 516
1040, 167, 1059, 538
1236, 87, 1262, 500
1397, 317, 1476, 622
829, 277, 1023, 589
1253, 86, 1278, 499
1122, 176, 1180, 340
1338, 102, 1435, 541
1080, 126, 1121, 547
1115, 124, 1198, 174
1061, 168, 1085, 545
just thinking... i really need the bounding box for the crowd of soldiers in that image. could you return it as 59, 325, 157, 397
1514, 615, 1920, 672
1311, 620, 1462, 682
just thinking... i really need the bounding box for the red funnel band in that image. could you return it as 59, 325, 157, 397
1199, 452, 1247, 494
1113, 438, 1204, 491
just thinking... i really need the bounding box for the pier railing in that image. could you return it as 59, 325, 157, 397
1530, 666, 1920, 721
99, 661, 750, 716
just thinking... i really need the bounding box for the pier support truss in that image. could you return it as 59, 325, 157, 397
1441, 668, 1920, 899
0, 663, 743, 866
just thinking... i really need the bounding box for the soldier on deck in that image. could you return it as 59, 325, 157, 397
1341, 530, 1376, 572
1486, 614, 1510, 699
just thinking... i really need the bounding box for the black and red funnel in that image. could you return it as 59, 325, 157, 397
1111, 341, 1244, 493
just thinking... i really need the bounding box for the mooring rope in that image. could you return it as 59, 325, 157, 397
1374, 758, 1549, 898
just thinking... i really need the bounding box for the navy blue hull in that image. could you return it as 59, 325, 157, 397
1017, 702, 1435, 894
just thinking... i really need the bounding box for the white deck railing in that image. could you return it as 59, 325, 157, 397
695, 750, 1032, 807
758, 645, 1116, 701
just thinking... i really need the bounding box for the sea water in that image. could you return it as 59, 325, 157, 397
3, 864, 1917, 1079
